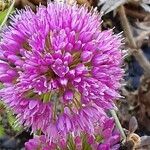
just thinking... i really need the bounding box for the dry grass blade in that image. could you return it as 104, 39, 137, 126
99, 0, 127, 14
135, 21, 150, 31
139, 136, 150, 147
135, 30, 150, 44
118, 6, 150, 77
142, 0, 150, 4
135, 136, 150, 149
140, 3, 150, 12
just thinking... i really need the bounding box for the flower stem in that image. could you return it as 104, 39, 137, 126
0, 0, 15, 30
110, 109, 126, 142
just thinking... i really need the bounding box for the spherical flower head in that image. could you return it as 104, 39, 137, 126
0, 2, 123, 142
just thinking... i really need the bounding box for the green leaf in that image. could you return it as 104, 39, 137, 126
0, 0, 15, 29
0, 83, 4, 89
0, 124, 5, 137
82, 134, 92, 150
67, 134, 76, 150
95, 134, 103, 143
7, 110, 22, 132
0, 9, 9, 25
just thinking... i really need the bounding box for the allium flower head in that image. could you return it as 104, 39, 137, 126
0, 2, 123, 142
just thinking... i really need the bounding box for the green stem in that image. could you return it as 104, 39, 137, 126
53, 100, 57, 121
110, 109, 126, 142
43, 92, 51, 103
52, 93, 58, 121
0, 0, 15, 30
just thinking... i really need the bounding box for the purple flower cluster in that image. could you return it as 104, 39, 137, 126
0, 2, 123, 149
25, 117, 120, 150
